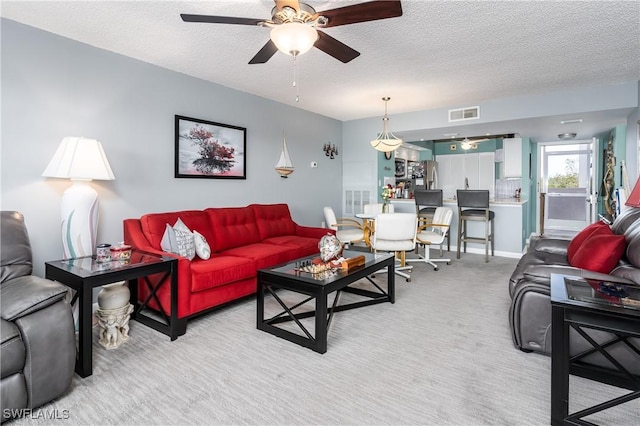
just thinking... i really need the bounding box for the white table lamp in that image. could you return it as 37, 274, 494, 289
42, 137, 115, 258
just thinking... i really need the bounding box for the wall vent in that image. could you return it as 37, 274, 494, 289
448, 106, 480, 122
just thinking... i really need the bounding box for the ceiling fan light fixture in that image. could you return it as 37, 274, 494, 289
371, 97, 403, 152
461, 140, 473, 150
270, 22, 318, 56
558, 132, 577, 140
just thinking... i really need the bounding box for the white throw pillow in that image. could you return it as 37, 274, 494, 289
172, 218, 190, 234
193, 230, 211, 260
160, 219, 196, 261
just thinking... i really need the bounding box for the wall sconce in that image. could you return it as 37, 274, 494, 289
323, 143, 338, 159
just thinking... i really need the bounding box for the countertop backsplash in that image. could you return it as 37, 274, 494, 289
496, 178, 522, 200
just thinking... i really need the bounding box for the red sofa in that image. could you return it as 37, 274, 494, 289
123, 203, 332, 334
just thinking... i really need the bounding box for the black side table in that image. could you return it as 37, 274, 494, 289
550, 274, 640, 425
45, 250, 186, 377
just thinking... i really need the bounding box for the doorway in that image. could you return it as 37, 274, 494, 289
538, 140, 597, 236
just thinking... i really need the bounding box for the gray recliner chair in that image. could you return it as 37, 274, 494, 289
1, 211, 75, 423
508, 207, 640, 378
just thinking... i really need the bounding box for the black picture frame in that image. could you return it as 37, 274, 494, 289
395, 158, 406, 178
175, 115, 246, 179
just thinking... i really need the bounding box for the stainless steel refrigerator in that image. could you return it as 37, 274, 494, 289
409, 160, 438, 190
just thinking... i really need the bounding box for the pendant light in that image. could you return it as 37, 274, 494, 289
370, 97, 403, 152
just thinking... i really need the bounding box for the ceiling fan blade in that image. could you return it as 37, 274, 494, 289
315, 0, 403, 28
275, 0, 300, 11
249, 40, 279, 64
181, 14, 263, 26
314, 31, 360, 63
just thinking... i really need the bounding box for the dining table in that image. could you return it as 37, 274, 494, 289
355, 213, 377, 247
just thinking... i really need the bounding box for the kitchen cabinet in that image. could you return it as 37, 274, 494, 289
436, 154, 457, 200
394, 146, 420, 162
478, 152, 496, 196
437, 152, 495, 199
503, 138, 522, 177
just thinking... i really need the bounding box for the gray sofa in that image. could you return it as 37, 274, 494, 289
508, 207, 640, 374
1, 211, 75, 423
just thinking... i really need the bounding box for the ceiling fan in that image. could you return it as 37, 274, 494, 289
460, 137, 489, 150
181, 0, 403, 64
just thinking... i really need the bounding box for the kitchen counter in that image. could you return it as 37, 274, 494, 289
390, 198, 526, 206
389, 198, 528, 256
445, 198, 526, 205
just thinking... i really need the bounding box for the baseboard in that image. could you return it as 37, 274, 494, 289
448, 245, 523, 259
350, 243, 522, 259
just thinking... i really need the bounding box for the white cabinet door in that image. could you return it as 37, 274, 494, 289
437, 155, 456, 200
437, 152, 495, 198
478, 152, 496, 197
461, 153, 479, 189
503, 138, 522, 177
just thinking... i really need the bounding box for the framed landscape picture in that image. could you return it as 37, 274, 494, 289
175, 115, 246, 179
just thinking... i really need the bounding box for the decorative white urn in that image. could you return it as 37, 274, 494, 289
96, 281, 132, 350
98, 281, 130, 309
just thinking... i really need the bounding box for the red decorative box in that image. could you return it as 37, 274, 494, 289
110, 244, 132, 261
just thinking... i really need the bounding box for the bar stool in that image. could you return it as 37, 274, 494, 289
456, 190, 494, 262
414, 189, 443, 221
413, 189, 448, 252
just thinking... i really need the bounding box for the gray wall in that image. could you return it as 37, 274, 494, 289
626, 81, 640, 181
1, 19, 343, 276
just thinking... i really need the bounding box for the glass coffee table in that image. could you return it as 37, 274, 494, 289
45, 250, 185, 377
257, 250, 395, 353
550, 274, 640, 425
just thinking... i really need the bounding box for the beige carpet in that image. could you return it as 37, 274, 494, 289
13, 250, 639, 425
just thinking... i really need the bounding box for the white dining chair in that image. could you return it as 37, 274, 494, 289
369, 213, 418, 282
407, 207, 453, 271
323, 206, 365, 247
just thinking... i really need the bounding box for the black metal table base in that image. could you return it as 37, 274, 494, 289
551, 274, 640, 426
45, 251, 182, 377
129, 273, 187, 341
257, 256, 394, 354
555, 320, 640, 425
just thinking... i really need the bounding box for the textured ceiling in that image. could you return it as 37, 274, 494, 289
2, 0, 639, 141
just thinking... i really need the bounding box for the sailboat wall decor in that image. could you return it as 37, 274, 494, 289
275, 132, 294, 178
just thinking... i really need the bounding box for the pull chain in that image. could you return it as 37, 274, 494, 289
293, 54, 299, 103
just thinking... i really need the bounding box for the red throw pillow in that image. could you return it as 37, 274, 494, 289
567, 221, 611, 263
569, 233, 626, 274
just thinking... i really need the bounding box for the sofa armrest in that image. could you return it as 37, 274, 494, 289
522, 264, 635, 286
0, 276, 68, 321
295, 224, 335, 239
612, 264, 640, 285
123, 219, 194, 319
123, 218, 165, 255
531, 237, 570, 255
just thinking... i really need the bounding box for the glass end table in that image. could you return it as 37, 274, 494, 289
550, 273, 640, 425
45, 249, 185, 377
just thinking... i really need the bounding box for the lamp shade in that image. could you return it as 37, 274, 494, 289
42, 137, 115, 180
626, 176, 640, 208
270, 23, 318, 56
370, 134, 403, 152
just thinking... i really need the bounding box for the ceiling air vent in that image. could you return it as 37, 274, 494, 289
448, 106, 480, 122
